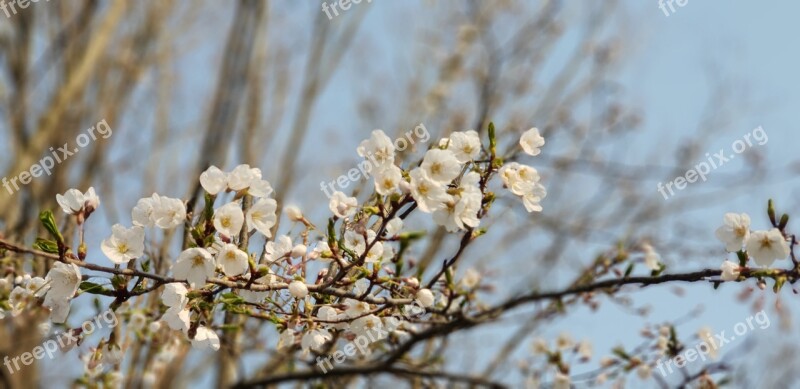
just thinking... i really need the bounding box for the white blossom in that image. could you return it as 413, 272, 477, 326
56, 187, 99, 216
329, 191, 358, 218
264, 235, 294, 263
131, 194, 185, 229
746, 228, 790, 267
288, 280, 309, 299
291, 244, 307, 258
553, 372, 570, 389
520, 127, 545, 156
720, 260, 741, 281
284, 205, 304, 222
228, 164, 261, 191
309, 241, 333, 262
191, 326, 220, 351
301, 328, 332, 354
642, 243, 660, 271
213, 202, 245, 238
163, 307, 190, 332
357, 129, 396, 167
421, 149, 461, 184
277, 329, 296, 350
385, 217, 403, 236
409, 168, 449, 213
45, 262, 81, 298
448, 130, 482, 163
459, 268, 481, 289
344, 298, 371, 318
415, 288, 434, 308
715, 213, 751, 252
161, 283, 189, 308
150, 195, 186, 229
200, 165, 228, 195
637, 364, 652, 380
216, 243, 249, 277
172, 247, 215, 288
374, 164, 403, 195
101, 224, 145, 265
351, 314, 383, 338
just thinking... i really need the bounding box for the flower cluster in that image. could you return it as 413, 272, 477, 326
715, 210, 792, 281
1, 124, 548, 385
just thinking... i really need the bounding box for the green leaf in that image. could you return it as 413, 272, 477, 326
33, 238, 59, 254
39, 210, 64, 245
79, 282, 115, 296
487, 122, 497, 155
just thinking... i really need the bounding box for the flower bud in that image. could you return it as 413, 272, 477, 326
291, 244, 307, 258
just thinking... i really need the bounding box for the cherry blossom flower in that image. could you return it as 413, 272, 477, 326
309, 241, 333, 262
715, 213, 751, 252
245, 198, 277, 238
448, 130, 482, 163
150, 195, 186, 229
521, 184, 547, 213
301, 328, 332, 354
553, 372, 571, 389
161, 283, 189, 308
642, 243, 661, 271
101, 224, 145, 265
459, 268, 481, 289
43, 295, 72, 323
200, 165, 228, 195
520, 127, 545, 156
131, 194, 185, 229
420, 149, 461, 184
288, 280, 308, 298
385, 217, 403, 236
357, 129, 396, 167
578, 340, 593, 360
213, 202, 245, 238
329, 191, 358, 218
45, 262, 81, 299
373, 164, 403, 195
746, 228, 790, 266
56, 187, 100, 216
264, 235, 294, 263
277, 329, 296, 350
720, 260, 741, 281
556, 332, 573, 350
191, 326, 220, 351
163, 307, 190, 332
531, 338, 548, 354
172, 248, 215, 288
216, 243, 249, 276
415, 288, 434, 308
131, 196, 156, 227
637, 364, 652, 380
344, 298, 371, 318
409, 168, 449, 213
351, 314, 383, 338
228, 164, 261, 191
284, 205, 304, 222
